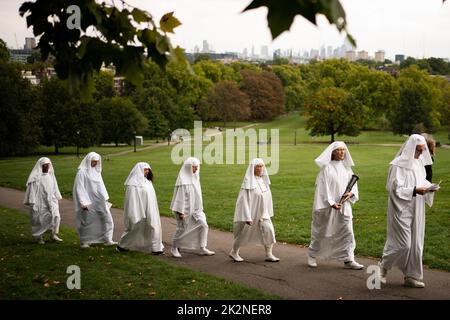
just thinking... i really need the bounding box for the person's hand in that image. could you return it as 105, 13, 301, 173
332, 203, 342, 210
245, 220, 253, 226
415, 187, 428, 195
179, 213, 187, 220
81, 205, 89, 211
341, 192, 353, 203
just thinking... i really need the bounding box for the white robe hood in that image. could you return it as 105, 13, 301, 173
124, 162, 151, 187
24, 157, 62, 204
241, 158, 271, 189
315, 141, 355, 168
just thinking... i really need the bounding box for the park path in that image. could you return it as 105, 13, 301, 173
1, 186, 449, 300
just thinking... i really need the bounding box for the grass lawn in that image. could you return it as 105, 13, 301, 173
0, 114, 449, 272
0, 206, 279, 300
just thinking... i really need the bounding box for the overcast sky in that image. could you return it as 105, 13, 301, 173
1, 0, 449, 60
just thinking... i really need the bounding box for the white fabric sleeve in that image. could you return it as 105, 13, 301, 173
74, 172, 92, 207
23, 182, 36, 206
170, 185, 187, 214
234, 189, 252, 222
392, 167, 414, 201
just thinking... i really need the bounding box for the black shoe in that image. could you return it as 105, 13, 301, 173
152, 251, 165, 255
116, 246, 129, 252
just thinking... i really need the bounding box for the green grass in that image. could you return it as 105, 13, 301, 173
0, 113, 449, 272
252, 112, 450, 145
0, 206, 279, 300
32, 139, 161, 156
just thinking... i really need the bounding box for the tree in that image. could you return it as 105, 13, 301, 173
0, 38, 10, 62
0, 62, 41, 156
97, 97, 148, 146
40, 78, 76, 154
200, 80, 251, 127
304, 87, 367, 142
241, 69, 285, 120
93, 71, 116, 101
271, 64, 307, 111
390, 66, 442, 135
19, 0, 186, 93
343, 65, 400, 128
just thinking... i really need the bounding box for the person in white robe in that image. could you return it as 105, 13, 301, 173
73, 152, 116, 248
117, 162, 164, 254
229, 158, 279, 262
379, 134, 438, 288
170, 157, 215, 258
23, 157, 63, 244
307, 141, 364, 270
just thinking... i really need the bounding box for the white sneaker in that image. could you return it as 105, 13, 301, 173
378, 261, 387, 284
52, 235, 63, 242
171, 247, 182, 258
307, 256, 317, 268
344, 261, 364, 270
229, 250, 244, 262
37, 239, 45, 245
404, 277, 425, 288
199, 248, 215, 256
104, 241, 118, 246
80, 243, 90, 248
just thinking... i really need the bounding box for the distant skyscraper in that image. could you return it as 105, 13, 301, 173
202, 40, 209, 53
242, 48, 248, 58
320, 45, 326, 59
375, 50, 385, 62
194, 45, 200, 54
395, 54, 405, 63
273, 49, 281, 60
260, 45, 269, 59
24, 37, 36, 50
327, 46, 333, 59
345, 50, 356, 61
357, 50, 369, 60
310, 49, 319, 59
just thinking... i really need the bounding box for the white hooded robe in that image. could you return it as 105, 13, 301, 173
118, 162, 164, 253
73, 152, 114, 244
381, 134, 434, 280
170, 157, 209, 250
233, 158, 276, 247
308, 141, 359, 262
23, 157, 62, 238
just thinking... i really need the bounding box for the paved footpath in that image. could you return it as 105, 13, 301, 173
1, 186, 449, 300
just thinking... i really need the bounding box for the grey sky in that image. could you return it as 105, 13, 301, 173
1, 0, 449, 60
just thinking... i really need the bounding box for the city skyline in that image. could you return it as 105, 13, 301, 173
1, 0, 449, 60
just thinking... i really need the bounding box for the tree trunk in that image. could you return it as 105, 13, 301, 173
331, 132, 335, 143
54, 143, 59, 154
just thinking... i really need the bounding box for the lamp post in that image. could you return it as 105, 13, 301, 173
134, 130, 137, 152
76, 130, 80, 158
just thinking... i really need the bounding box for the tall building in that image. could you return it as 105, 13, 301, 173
273, 49, 281, 60
24, 37, 36, 50
357, 50, 369, 60
395, 54, 405, 63
375, 50, 385, 62
242, 48, 248, 58
327, 46, 333, 59
260, 45, 269, 59
320, 45, 326, 59
194, 45, 200, 54
310, 49, 319, 59
345, 50, 356, 61
202, 40, 209, 53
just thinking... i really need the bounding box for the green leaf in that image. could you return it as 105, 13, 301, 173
160, 12, 182, 33
243, 0, 355, 45
131, 8, 152, 23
